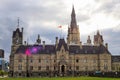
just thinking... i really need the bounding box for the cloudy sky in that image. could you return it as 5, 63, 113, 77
0, 0, 120, 61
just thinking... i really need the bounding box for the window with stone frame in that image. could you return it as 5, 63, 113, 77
104, 64, 108, 70
93, 59, 96, 63
85, 66, 88, 71
112, 66, 115, 70
76, 66, 79, 70
60, 55, 64, 60
76, 59, 79, 63
62, 49, 64, 53
18, 58, 22, 62
38, 66, 41, 70
93, 66, 96, 71
69, 66, 72, 70
54, 60, 56, 63
30, 66, 33, 70
18, 64, 22, 70
84, 58, 87, 63
46, 66, 49, 70
30, 58, 33, 63
54, 66, 56, 70
69, 57, 72, 63
39, 59, 41, 63
104, 59, 108, 63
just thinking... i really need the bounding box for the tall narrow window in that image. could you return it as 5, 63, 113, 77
39, 59, 41, 63
104, 64, 108, 70
76, 59, 79, 63
46, 66, 49, 70
54, 66, 56, 70
30, 66, 33, 70
30, 58, 33, 63
76, 66, 79, 70
38, 66, 41, 70
18, 64, 22, 70
18, 58, 22, 62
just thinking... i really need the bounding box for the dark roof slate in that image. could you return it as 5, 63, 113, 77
15, 39, 110, 55
112, 56, 120, 62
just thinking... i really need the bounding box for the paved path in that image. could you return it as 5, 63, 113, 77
0, 75, 8, 78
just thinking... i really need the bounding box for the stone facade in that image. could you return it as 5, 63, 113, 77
9, 6, 119, 77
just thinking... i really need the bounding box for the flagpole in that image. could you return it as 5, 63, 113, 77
58, 25, 62, 38
61, 27, 62, 38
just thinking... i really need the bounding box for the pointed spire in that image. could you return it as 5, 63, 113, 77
72, 5, 75, 15
36, 34, 41, 44
17, 17, 20, 27
87, 35, 91, 44
97, 30, 100, 35
70, 5, 77, 28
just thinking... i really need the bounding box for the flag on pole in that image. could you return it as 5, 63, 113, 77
58, 25, 62, 28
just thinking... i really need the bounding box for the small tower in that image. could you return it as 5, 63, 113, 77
12, 18, 23, 45
67, 5, 80, 44
11, 18, 23, 54
36, 34, 41, 45
87, 35, 91, 44
94, 30, 104, 46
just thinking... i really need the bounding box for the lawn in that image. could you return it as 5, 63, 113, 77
0, 77, 120, 80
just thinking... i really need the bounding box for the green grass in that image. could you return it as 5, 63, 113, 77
0, 77, 120, 80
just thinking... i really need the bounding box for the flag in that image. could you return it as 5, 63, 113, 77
58, 25, 62, 28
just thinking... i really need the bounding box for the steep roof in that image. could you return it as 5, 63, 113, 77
112, 56, 120, 62
13, 28, 22, 38
15, 42, 110, 55
57, 39, 68, 51
69, 45, 110, 54
16, 45, 56, 54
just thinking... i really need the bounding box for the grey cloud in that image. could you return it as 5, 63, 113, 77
94, 0, 120, 19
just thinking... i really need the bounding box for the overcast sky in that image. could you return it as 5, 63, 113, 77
0, 0, 120, 61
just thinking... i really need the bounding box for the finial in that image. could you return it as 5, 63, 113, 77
17, 17, 20, 27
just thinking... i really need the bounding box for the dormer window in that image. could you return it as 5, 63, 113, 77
85, 50, 87, 53
76, 50, 79, 53
46, 50, 49, 53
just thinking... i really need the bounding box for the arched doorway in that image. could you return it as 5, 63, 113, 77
61, 65, 65, 73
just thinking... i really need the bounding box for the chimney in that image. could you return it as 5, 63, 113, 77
105, 43, 108, 49
80, 41, 82, 49
43, 41, 45, 49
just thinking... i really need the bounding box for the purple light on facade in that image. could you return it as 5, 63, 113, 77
31, 47, 37, 53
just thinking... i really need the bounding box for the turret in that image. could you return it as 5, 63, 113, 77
87, 35, 91, 44
36, 34, 41, 45
94, 30, 104, 46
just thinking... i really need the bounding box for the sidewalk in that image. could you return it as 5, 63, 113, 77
0, 75, 8, 78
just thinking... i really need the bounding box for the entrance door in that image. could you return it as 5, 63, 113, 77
61, 65, 65, 73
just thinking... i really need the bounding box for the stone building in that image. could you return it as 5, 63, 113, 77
9, 6, 119, 77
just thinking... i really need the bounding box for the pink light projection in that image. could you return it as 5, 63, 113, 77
25, 49, 31, 56
25, 46, 43, 56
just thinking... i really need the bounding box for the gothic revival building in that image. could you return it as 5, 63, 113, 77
9, 6, 120, 77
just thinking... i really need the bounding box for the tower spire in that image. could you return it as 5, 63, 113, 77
70, 5, 77, 28
67, 6, 80, 44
